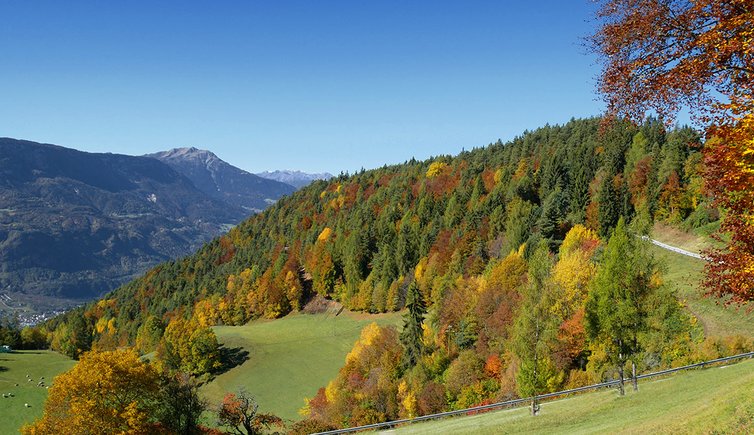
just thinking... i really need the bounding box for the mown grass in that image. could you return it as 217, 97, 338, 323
202, 309, 402, 422
393, 358, 754, 434
0, 350, 75, 431
650, 241, 754, 339
652, 222, 721, 254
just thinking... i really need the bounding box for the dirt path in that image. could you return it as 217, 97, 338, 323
644, 237, 704, 260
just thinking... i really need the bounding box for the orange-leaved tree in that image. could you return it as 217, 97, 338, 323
591, 0, 754, 302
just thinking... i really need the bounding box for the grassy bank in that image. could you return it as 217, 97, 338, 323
393, 358, 754, 434
650, 244, 754, 339
203, 309, 402, 422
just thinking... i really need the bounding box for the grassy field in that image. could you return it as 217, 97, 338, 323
202, 309, 402, 422
650, 235, 754, 339
0, 350, 75, 431
392, 358, 754, 434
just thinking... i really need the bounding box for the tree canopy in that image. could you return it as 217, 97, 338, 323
591, 0, 754, 303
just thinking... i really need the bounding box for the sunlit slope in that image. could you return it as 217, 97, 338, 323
650, 228, 754, 339
394, 358, 754, 434
201, 309, 401, 421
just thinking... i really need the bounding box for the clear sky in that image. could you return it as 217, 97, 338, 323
0, 1, 604, 174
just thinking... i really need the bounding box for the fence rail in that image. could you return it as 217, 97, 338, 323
313, 351, 754, 434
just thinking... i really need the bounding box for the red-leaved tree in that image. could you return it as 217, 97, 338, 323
591, 0, 754, 303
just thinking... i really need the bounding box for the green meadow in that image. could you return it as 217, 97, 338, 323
203, 309, 402, 422
0, 350, 75, 431
650, 232, 754, 339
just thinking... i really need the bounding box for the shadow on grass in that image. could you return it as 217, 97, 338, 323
215, 346, 249, 376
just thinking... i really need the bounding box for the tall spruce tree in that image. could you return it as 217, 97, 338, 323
585, 217, 656, 395
400, 282, 426, 369
597, 173, 621, 238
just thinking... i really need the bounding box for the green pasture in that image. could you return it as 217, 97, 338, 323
0, 350, 75, 431
203, 309, 402, 422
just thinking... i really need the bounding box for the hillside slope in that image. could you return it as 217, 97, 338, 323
58, 117, 707, 342
47, 118, 730, 429
0, 138, 246, 310
394, 358, 754, 434
148, 147, 295, 212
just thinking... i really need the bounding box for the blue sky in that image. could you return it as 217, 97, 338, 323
0, 1, 604, 174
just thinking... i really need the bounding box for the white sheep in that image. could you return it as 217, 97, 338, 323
24, 403, 30, 407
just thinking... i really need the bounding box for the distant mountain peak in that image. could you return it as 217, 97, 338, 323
0, 137, 247, 308
256, 170, 334, 189
149, 147, 221, 167
146, 148, 295, 212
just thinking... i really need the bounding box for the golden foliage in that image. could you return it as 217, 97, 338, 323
425, 161, 448, 178
22, 349, 163, 435
317, 227, 333, 242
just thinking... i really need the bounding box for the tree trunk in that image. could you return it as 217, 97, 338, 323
617, 363, 625, 396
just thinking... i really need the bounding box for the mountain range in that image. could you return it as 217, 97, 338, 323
148, 148, 296, 212
0, 139, 303, 313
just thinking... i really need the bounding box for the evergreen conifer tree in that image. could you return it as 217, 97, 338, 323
585, 217, 655, 395
400, 282, 426, 369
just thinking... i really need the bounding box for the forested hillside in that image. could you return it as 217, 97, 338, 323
43, 117, 744, 428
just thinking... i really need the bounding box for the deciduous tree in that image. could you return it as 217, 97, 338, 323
216, 389, 283, 435
22, 350, 164, 434
591, 0, 754, 302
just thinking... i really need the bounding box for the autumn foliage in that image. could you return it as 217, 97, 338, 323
216, 390, 283, 435
592, 0, 753, 123
592, 0, 754, 302
22, 349, 166, 434
703, 115, 754, 303
42, 117, 734, 428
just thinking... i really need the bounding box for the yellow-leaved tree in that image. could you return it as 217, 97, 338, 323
22, 349, 164, 434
